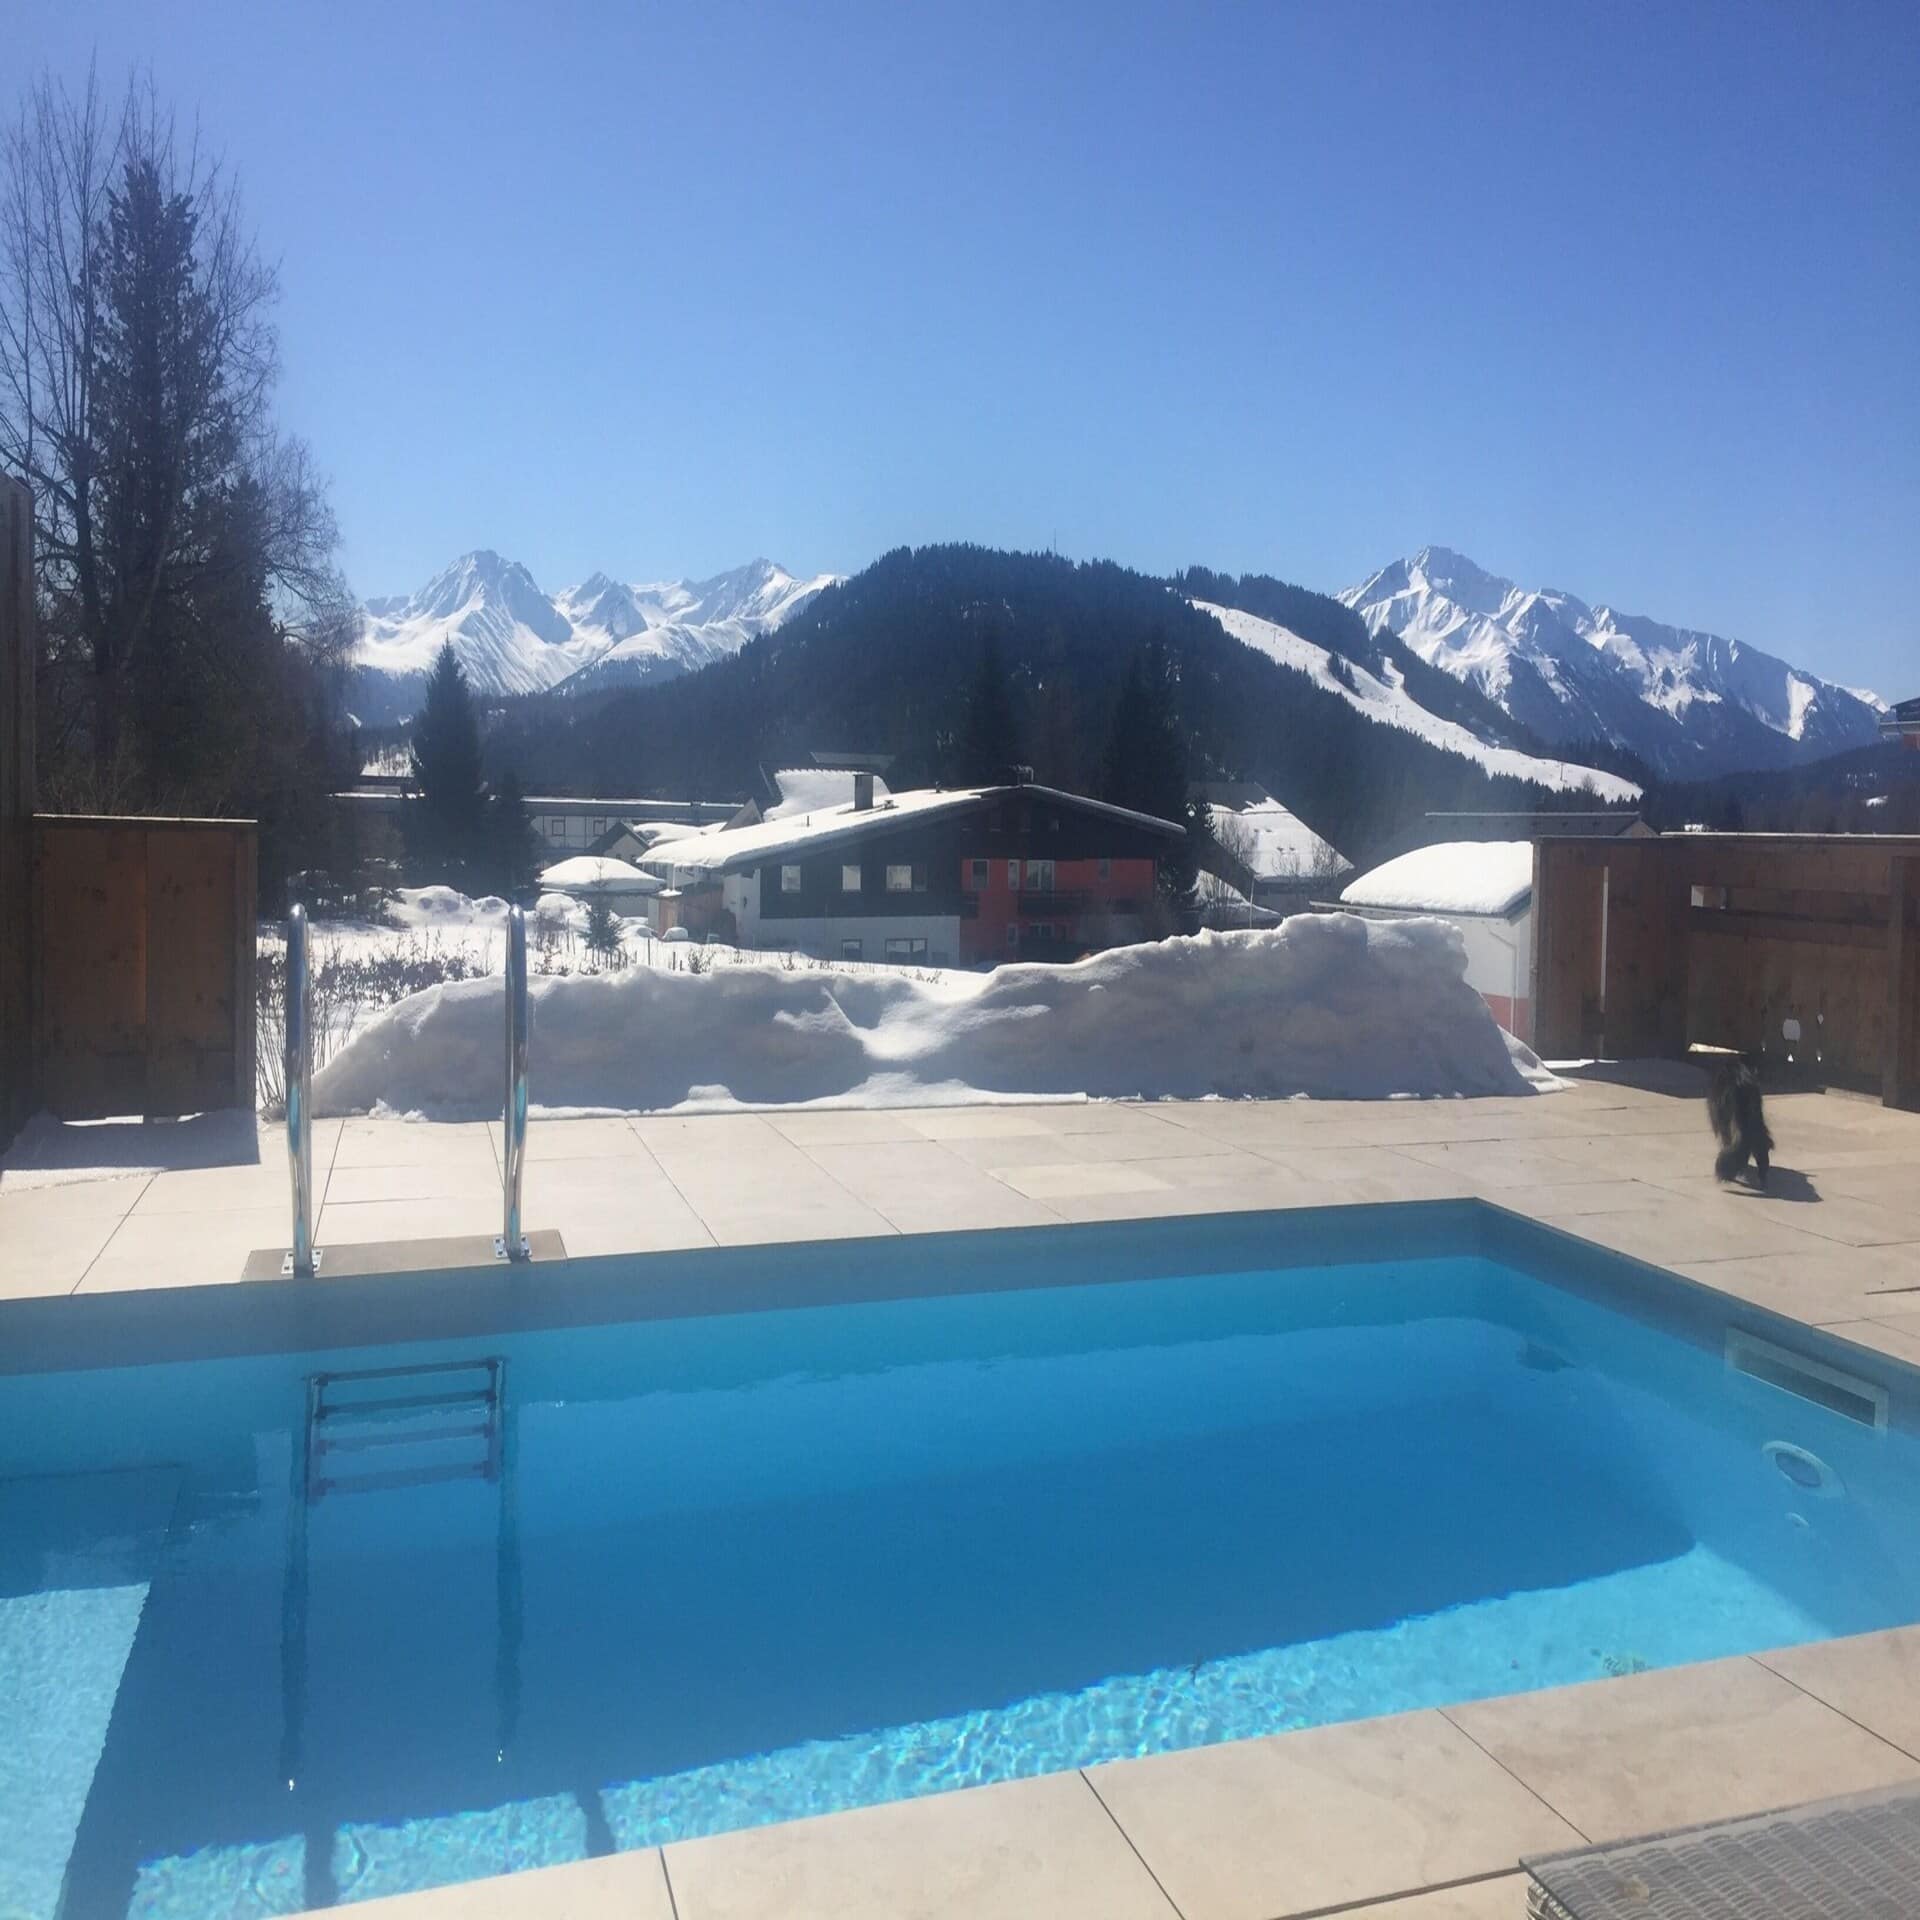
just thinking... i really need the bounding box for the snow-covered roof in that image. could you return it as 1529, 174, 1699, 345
766, 768, 894, 819
1340, 840, 1533, 918
1208, 796, 1349, 881
639, 789, 988, 877
638, 783, 1185, 879
539, 855, 664, 894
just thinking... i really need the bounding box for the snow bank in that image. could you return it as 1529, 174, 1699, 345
313, 916, 1564, 1119
1342, 841, 1533, 918
389, 885, 511, 927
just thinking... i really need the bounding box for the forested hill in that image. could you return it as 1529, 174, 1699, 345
486, 544, 1634, 868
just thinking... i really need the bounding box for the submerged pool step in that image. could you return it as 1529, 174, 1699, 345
305, 1359, 504, 1502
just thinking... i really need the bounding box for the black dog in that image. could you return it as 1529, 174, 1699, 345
1708, 1056, 1773, 1189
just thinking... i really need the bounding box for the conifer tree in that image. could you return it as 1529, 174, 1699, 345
406, 642, 488, 885
488, 767, 538, 897
957, 633, 1021, 783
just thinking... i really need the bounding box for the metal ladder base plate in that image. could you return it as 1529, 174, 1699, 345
280, 1248, 324, 1277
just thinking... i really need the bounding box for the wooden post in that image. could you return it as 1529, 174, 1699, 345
0, 478, 34, 1146
1889, 853, 1916, 1109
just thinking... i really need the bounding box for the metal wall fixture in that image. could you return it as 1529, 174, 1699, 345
283, 903, 319, 1276
497, 905, 531, 1261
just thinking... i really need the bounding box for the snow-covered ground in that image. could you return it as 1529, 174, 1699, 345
313, 915, 1566, 1120
1193, 599, 1642, 801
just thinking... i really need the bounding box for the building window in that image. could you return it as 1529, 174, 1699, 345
1098, 856, 1112, 879
841, 938, 863, 961
885, 863, 927, 893
1006, 924, 1019, 947
1007, 860, 1019, 888
1024, 859, 1055, 892
591, 817, 606, 836
841, 863, 862, 892
966, 858, 990, 890
884, 937, 928, 962
781, 864, 801, 894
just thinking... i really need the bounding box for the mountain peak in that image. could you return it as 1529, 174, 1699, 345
1343, 547, 1883, 777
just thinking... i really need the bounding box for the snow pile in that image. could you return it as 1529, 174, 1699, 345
1342, 842, 1533, 918
312, 916, 1564, 1119
538, 855, 662, 895
389, 885, 511, 927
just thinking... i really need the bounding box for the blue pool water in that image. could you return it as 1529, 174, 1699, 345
4, 1205, 1920, 1915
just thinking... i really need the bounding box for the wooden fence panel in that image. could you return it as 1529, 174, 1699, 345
0, 478, 31, 1147
33, 816, 257, 1119
1535, 832, 1920, 1107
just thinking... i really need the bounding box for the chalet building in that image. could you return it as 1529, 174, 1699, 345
1882, 697, 1920, 751
636, 776, 1185, 966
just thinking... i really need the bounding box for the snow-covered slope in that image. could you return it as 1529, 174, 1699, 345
1341, 547, 1884, 779
351, 553, 836, 722
1192, 601, 1641, 801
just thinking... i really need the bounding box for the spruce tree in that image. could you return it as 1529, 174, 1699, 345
583, 896, 623, 969
957, 634, 1021, 784
406, 642, 489, 886
488, 768, 539, 897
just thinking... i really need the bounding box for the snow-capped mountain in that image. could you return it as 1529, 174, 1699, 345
1340, 547, 1884, 779
351, 552, 836, 723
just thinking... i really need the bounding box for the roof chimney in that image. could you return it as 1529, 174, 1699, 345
853, 772, 874, 812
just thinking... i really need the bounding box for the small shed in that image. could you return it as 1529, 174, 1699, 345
537, 855, 663, 909
1339, 840, 1534, 1041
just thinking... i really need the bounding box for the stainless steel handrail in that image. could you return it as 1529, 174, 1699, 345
284, 903, 317, 1277
497, 905, 530, 1261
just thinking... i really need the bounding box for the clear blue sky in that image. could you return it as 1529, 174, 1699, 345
15, 0, 1918, 690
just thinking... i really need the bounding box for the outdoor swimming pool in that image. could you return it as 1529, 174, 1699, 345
4, 1202, 1919, 1916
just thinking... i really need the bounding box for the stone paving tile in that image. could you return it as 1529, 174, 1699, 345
1631, 1173, 1920, 1249
1757, 1627, 1920, 1761
304, 1848, 676, 1917
628, 1113, 789, 1155
1670, 1245, 1920, 1319
317, 1195, 511, 1246
643, 1142, 898, 1248
798, 1141, 1062, 1233
1548, 1203, 1844, 1268
995, 1159, 1174, 1201
130, 1159, 297, 1214
1343, 1879, 1526, 1919
325, 1160, 505, 1206
1087, 1708, 1577, 1920
0, 1180, 142, 1295
523, 1117, 670, 1159
80, 1203, 290, 1291
900, 1107, 1062, 1140
766, 1109, 928, 1147
1446, 1656, 1920, 1845
1395, 1141, 1600, 1189
1474, 1180, 1675, 1221
332, 1119, 496, 1169
665, 1769, 1178, 1920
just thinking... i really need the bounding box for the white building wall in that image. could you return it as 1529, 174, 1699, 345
1341, 905, 1533, 1041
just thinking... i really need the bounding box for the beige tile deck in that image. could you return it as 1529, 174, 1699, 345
319, 1850, 677, 1918
10, 1069, 1920, 1919
663, 1770, 1179, 1919
1086, 1708, 1579, 1920
1445, 1655, 1920, 1844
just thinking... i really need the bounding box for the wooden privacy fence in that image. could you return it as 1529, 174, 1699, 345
1533, 834, 1920, 1107
33, 815, 257, 1119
